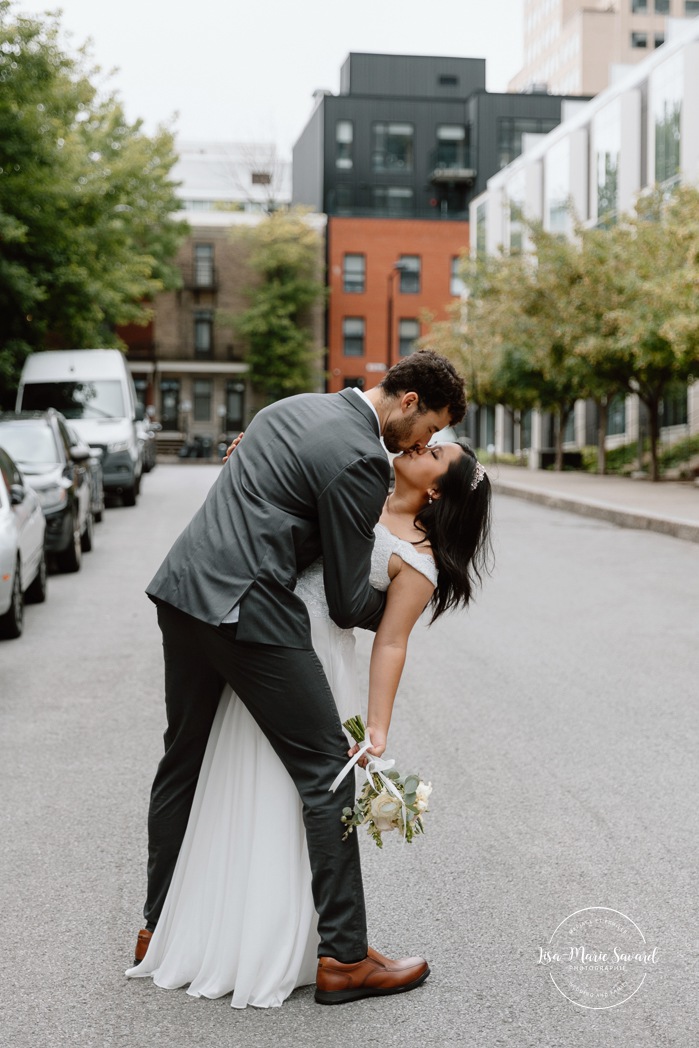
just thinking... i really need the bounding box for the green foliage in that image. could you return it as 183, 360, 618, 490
658, 432, 699, 470
425, 185, 699, 479
228, 211, 325, 401
0, 1, 185, 404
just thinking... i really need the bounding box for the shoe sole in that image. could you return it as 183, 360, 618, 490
314, 965, 430, 1005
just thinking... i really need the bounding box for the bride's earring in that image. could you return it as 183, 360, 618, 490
428, 492, 433, 505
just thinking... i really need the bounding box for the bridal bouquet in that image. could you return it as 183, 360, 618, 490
336, 714, 432, 848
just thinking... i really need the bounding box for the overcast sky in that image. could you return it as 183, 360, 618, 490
29, 0, 524, 154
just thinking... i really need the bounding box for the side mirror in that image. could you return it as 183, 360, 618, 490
10, 484, 25, 505
70, 445, 91, 463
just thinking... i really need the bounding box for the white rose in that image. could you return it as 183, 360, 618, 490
369, 791, 401, 832
414, 781, 432, 813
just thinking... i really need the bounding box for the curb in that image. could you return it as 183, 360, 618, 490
491, 480, 699, 545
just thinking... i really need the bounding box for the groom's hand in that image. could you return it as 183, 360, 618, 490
222, 432, 244, 463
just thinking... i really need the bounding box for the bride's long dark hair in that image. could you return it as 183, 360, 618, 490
412, 442, 493, 622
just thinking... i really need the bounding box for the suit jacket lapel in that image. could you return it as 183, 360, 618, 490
337, 388, 381, 439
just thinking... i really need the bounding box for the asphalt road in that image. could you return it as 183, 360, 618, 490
1, 464, 698, 1048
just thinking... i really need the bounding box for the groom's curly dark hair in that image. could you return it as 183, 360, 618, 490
380, 349, 466, 425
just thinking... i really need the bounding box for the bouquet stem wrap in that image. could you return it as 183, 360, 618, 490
330, 716, 431, 847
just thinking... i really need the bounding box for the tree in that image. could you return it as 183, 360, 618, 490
453, 234, 591, 469
0, 2, 185, 404
227, 211, 325, 402
579, 186, 699, 480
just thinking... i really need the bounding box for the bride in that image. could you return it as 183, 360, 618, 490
127, 438, 491, 1007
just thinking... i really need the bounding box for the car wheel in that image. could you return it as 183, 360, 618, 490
94, 508, 103, 523
0, 558, 24, 639
25, 549, 48, 604
57, 514, 82, 573
134, 472, 142, 496
81, 511, 94, 552
122, 484, 137, 507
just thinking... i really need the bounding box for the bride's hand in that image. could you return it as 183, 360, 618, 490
222, 432, 244, 462
347, 728, 387, 767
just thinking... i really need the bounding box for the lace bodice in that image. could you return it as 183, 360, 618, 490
295, 522, 437, 620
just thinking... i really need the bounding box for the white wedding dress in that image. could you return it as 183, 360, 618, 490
126, 523, 437, 1008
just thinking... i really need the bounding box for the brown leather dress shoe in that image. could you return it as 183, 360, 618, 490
315, 945, 430, 1004
133, 928, 153, 966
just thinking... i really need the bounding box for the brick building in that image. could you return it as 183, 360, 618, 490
293, 52, 585, 394
125, 211, 325, 451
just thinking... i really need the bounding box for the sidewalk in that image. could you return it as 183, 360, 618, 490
489, 464, 699, 544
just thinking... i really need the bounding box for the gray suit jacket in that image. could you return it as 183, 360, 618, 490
146, 389, 389, 647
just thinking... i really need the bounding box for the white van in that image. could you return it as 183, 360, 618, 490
16, 350, 143, 506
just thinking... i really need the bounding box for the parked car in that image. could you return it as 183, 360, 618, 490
0, 446, 47, 639
16, 349, 144, 506
0, 411, 93, 572
67, 425, 105, 523
136, 414, 159, 473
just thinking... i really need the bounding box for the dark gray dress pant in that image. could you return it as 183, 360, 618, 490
144, 601, 367, 963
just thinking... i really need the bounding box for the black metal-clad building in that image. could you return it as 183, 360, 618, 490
293, 52, 589, 219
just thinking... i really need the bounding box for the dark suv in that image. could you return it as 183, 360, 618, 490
0, 411, 93, 572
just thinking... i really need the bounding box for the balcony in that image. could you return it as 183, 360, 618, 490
428, 144, 476, 185
181, 264, 218, 291
125, 342, 156, 361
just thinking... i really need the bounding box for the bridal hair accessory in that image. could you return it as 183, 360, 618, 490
330, 714, 431, 847
471, 461, 486, 491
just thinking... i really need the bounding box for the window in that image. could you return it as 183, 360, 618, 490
506, 170, 526, 252
251, 171, 271, 185
439, 74, 459, 86
194, 310, 214, 357
343, 254, 365, 293
342, 317, 365, 356
398, 319, 420, 358
631, 32, 648, 48
193, 243, 214, 287
545, 138, 571, 235
661, 382, 688, 427
686, 0, 699, 12
654, 0, 669, 11
435, 125, 467, 169
398, 255, 420, 294
343, 377, 365, 389
631, 0, 647, 10
133, 376, 148, 413
336, 121, 353, 170
225, 381, 245, 431
497, 116, 559, 168
159, 379, 180, 431
371, 186, 414, 215
652, 52, 683, 184
450, 257, 466, 296
607, 395, 627, 437
476, 201, 487, 257
593, 99, 621, 221
333, 184, 354, 213
193, 379, 212, 422
372, 122, 414, 172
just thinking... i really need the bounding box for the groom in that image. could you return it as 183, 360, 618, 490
136, 350, 466, 1004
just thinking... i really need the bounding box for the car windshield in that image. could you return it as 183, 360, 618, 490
21, 380, 125, 419
0, 423, 60, 465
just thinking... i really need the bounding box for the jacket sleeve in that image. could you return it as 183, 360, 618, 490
317, 453, 389, 632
